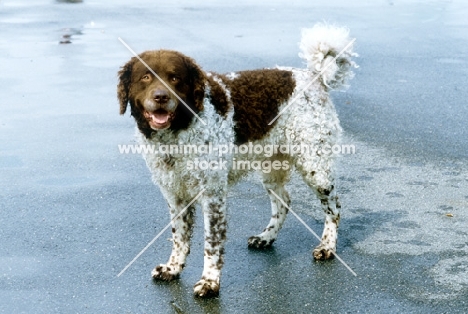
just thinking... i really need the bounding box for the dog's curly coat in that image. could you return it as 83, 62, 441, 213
117, 24, 356, 297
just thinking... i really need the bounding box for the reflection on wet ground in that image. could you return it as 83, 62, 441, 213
59, 27, 82, 44
56, 0, 83, 3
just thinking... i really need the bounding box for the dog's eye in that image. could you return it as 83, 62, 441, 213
141, 74, 151, 82
169, 76, 179, 83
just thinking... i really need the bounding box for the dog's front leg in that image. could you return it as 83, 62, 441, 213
193, 193, 227, 298
152, 200, 195, 281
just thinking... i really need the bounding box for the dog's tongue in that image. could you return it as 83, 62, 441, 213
151, 110, 170, 124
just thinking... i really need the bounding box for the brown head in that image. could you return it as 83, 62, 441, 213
117, 50, 206, 137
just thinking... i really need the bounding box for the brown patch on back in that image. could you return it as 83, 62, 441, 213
222, 69, 296, 144
206, 75, 230, 118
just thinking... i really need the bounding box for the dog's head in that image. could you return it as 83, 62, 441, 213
117, 50, 205, 136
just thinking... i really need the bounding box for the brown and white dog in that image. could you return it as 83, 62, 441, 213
117, 24, 356, 297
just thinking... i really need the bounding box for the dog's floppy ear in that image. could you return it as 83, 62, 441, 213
117, 58, 134, 115
183, 55, 206, 112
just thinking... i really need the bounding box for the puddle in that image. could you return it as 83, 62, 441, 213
407, 180, 438, 187
438, 205, 454, 211
386, 192, 404, 198
429, 256, 468, 298
367, 166, 401, 173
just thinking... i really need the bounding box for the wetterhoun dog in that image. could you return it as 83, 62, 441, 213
117, 23, 356, 297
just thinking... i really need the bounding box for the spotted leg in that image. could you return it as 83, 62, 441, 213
248, 167, 291, 249
312, 185, 340, 260
193, 193, 227, 298
297, 163, 341, 260
152, 203, 195, 281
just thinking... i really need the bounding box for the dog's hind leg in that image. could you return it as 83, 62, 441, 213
299, 167, 341, 260
313, 183, 340, 260
248, 162, 291, 249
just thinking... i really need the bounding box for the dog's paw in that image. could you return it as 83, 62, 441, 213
193, 279, 220, 298
247, 236, 275, 249
151, 264, 180, 281
312, 244, 335, 260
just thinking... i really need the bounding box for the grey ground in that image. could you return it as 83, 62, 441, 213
1, 0, 468, 313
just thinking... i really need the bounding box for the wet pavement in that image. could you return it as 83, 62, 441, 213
1, 0, 468, 313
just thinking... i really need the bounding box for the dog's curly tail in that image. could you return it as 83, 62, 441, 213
299, 23, 358, 90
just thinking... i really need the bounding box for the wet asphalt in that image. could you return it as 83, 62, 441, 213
1, 0, 467, 313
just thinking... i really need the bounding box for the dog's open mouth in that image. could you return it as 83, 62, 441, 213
144, 109, 174, 129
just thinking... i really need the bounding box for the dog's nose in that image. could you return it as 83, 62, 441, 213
153, 89, 169, 104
